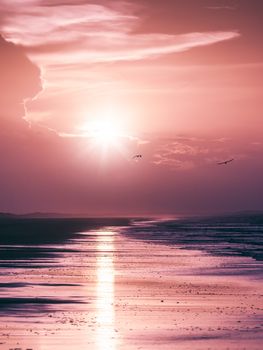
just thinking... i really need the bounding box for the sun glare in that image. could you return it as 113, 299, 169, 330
89, 120, 122, 146
77, 103, 135, 159
78, 118, 127, 158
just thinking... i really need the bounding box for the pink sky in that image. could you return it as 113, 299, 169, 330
0, 0, 262, 215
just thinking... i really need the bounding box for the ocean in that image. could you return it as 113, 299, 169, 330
125, 213, 263, 262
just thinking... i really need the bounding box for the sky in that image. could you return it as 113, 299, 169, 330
0, 0, 262, 216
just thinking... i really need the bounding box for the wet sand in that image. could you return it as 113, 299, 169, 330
0, 225, 262, 350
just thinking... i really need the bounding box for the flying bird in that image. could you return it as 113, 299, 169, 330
132, 154, 142, 159
217, 158, 234, 165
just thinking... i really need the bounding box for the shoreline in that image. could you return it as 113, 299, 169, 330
0, 225, 262, 349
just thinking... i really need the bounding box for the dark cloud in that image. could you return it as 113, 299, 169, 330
0, 35, 42, 126
0, 35, 62, 212
0, 35, 41, 100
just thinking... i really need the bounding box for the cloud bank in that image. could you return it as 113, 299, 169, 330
0, 0, 240, 132
0, 1, 239, 64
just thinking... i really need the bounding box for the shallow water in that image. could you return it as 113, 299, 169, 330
0, 218, 262, 350
125, 215, 263, 262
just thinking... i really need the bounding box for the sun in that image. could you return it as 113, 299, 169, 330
89, 120, 122, 146
77, 102, 135, 159
78, 119, 126, 152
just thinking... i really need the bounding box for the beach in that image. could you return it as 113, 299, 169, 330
0, 218, 262, 350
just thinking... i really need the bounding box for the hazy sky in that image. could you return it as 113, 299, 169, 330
0, 0, 262, 215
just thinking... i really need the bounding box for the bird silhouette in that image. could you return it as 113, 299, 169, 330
217, 158, 234, 165
132, 154, 142, 159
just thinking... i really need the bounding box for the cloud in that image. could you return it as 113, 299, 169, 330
153, 155, 195, 170
0, 1, 239, 66
0, 0, 240, 135
0, 1, 137, 46
0, 34, 42, 129
152, 139, 207, 170
205, 6, 237, 10
0, 0, 239, 64
151, 136, 261, 171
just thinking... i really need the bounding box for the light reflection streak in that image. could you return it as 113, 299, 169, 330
96, 230, 116, 350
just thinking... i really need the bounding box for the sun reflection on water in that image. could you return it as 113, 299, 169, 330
96, 230, 116, 350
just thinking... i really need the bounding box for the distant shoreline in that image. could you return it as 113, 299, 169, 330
1, 210, 263, 220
